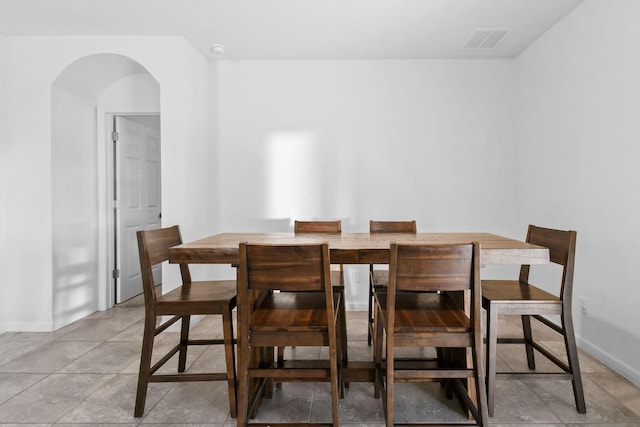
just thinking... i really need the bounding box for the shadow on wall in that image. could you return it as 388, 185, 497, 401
52, 221, 98, 329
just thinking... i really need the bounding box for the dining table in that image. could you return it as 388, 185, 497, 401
168, 231, 549, 266
168, 231, 549, 382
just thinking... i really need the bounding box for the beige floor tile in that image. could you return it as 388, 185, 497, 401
0, 373, 113, 423
528, 377, 640, 424
57, 341, 141, 374
57, 374, 166, 423
55, 318, 139, 342
0, 373, 47, 405
0, 341, 100, 374
1, 307, 639, 426
139, 381, 232, 424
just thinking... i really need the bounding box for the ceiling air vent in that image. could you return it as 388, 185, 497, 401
464, 28, 512, 49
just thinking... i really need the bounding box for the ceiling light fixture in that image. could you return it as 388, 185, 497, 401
209, 44, 226, 54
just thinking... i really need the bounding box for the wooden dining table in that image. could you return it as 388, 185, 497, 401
168, 231, 549, 266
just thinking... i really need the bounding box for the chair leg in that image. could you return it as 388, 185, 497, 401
485, 304, 498, 417
329, 336, 340, 427
237, 331, 250, 427
277, 345, 284, 366
473, 326, 489, 426
373, 303, 384, 399
264, 347, 274, 399
178, 315, 191, 372
384, 337, 394, 427
441, 348, 454, 400
134, 315, 156, 417
275, 346, 284, 388
339, 290, 348, 363
562, 312, 587, 413
522, 314, 536, 370
337, 288, 349, 391
222, 308, 238, 418
367, 278, 374, 345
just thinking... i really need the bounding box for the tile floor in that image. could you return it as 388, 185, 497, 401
1, 294, 639, 426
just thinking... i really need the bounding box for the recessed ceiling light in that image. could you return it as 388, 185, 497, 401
209, 44, 226, 54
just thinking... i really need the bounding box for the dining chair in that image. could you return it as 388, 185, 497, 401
134, 226, 237, 418
482, 225, 586, 416
373, 242, 488, 427
367, 220, 417, 345
236, 242, 342, 427
286, 220, 348, 372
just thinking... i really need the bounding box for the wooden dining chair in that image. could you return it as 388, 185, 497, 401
236, 242, 342, 427
287, 220, 348, 371
482, 225, 586, 416
134, 226, 237, 418
367, 220, 417, 345
373, 242, 488, 427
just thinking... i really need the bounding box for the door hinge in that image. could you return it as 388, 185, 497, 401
112, 131, 119, 142
111, 200, 120, 209
112, 269, 120, 279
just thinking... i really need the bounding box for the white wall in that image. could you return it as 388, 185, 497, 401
3, 36, 213, 331
99, 73, 160, 107
216, 59, 519, 307
51, 87, 99, 328
0, 35, 9, 332
516, 0, 640, 384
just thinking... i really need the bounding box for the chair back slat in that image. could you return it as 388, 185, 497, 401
369, 220, 417, 234
523, 225, 577, 302
294, 220, 341, 234
243, 243, 328, 292
527, 225, 574, 266
140, 226, 183, 266
137, 225, 190, 305
392, 243, 474, 292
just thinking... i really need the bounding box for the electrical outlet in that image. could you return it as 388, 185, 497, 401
579, 296, 588, 316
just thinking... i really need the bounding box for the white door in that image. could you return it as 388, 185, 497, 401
116, 116, 162, 303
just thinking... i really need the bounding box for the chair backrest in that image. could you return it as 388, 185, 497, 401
389, 243, 478, 293
369, 220, 417, 234
387, 242, 481, 330
137, 225, 191, 306
239, 242, 332, 292
294, 220, 341, 234
293, 220, 343, 283
521, 225, 577, 302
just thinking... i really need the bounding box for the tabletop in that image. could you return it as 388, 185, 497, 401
168, 232, 549, 265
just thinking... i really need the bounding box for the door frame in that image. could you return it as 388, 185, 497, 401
97, 106, 160, 311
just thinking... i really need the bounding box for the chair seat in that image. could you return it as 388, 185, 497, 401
377, 292, 471, 333
482, 280, 560, 303
156, 280, 237, 315
251, 292, 328, 332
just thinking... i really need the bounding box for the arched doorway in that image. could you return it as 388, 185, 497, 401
52, 53, 160, 329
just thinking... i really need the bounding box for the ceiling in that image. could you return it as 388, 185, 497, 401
0, 0, 583, 60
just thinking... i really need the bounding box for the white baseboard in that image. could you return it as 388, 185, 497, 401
53, 308, 97, 331
577, 335, 640, 387
4, 321, 54, 332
